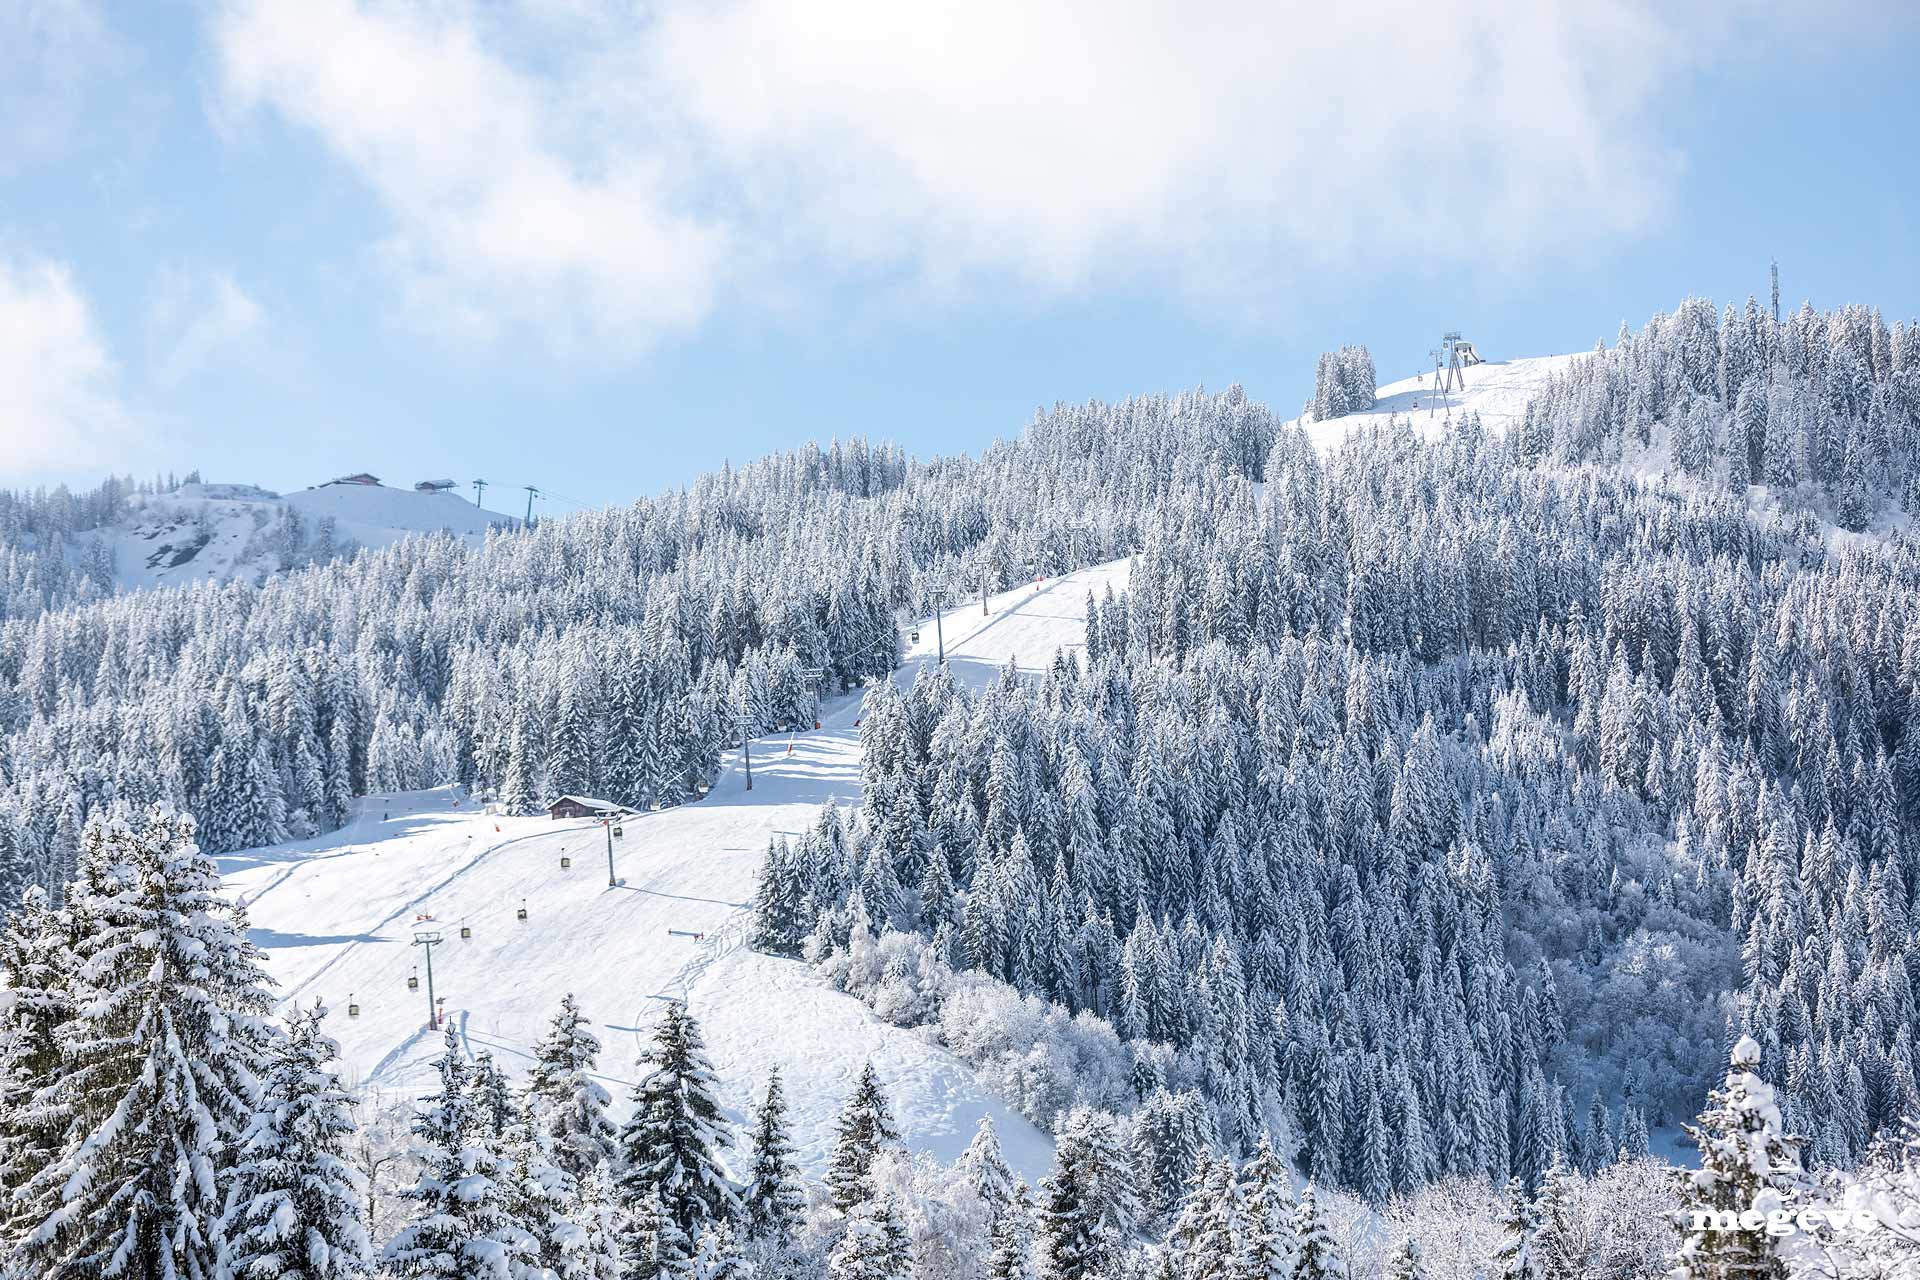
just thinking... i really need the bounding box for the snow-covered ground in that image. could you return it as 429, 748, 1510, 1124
220, 557, 1132, 1181
94, 481, 515, 591
1290, 352, 1588, 450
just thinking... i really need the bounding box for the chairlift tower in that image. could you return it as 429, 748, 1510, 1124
1440, 332, 1467, 395
412, 930, 443, 1029
930, 590, 954, 665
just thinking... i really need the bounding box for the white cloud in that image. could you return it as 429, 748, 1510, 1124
148, 270, 265, 387
209, 0, 1786, 349
0, 257, 142, 481
211, 0, 726, 351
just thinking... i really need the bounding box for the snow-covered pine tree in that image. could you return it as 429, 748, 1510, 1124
1672, 1035, 1805, 1280
526, 992, 620, 1181
828, 1063, 901, 1211
1493, 1177, 1545, 1280
827, 1197, 909, 1280
617, 1002, 739, 1260
1287, 1185, 1343, 1280
222, 999, 372, 1280
566, 1164, 627, 1280
751, 840, 810, 958
1240, 1137, 1295, 1280
1382, 1237, 1427, 1280
382, 1023, 536, 1280
984, 1199, 1032, 1280
963, 1115, 1018, 1225
1530, 1160, 1588, 1280
0, 885, 73, 1244
743, 1069, 804, 1248
1036, 1151, 1100, 1280
689, 1217, 753, 1280
12, 807, 274, 1280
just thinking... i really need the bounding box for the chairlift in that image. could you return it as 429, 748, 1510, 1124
348, 993, 359, 1018
517, 899, 529, 921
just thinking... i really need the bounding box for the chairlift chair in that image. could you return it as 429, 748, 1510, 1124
517, 899, 529, 921
407, 970, 420, 991
460, 920, 472, 939
612, 825, 623, 838
560, 854, 572, 869
348, 993, 359, 1018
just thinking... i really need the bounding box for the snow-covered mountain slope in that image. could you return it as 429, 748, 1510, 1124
95, 480, 515, 591
219, 557, 1131, 1181
1291, 351, 1589, 450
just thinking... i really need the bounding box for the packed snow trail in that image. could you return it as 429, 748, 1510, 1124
220, 557, 1131, 1181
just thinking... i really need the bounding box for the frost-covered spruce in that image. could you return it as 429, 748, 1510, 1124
1383, 1237, 1428, 1280
827, 1198, 909, 1280
1492, 1177, 1545, 1280
1239, 1138, 1295, 1280
222, 999, 372, 1279
0, 885, 75, 1244
617, 1002, 739, 1253
743, 1069, 804, 1246
961, 1115, 1017, 1223
526, 993, 620, 1183
1671, 1035, 1805, 1280
11, 807, 274, 1280
381, 1023, 536, 1280
689, 1217, 753, 1280
827, 1063, 900, 1212
1286, 1185, 1343, 1280
562, 1164, 627, 1280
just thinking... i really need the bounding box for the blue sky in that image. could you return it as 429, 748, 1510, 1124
3, 1, 1916, 512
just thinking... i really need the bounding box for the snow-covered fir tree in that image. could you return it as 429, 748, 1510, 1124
381, 1023, 536, 1280
827, 1064, 901, 1212
10, 807, 273, 1280
617, 1002, 739, 1261
526, 992, 620, 1181
743, 1069, 805, 1248
221, 999, 372, 1280
1672, 1036, 1806, 1280
1287, 1185, 1343, 1280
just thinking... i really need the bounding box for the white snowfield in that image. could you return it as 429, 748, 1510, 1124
220, 557, 1133, 1182
1290, 352, 1589, 451
99, 481, 515, 591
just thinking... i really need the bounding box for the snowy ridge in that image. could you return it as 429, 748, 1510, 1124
220, 557, 1132, 1182
89, 480, 516, 592
1289, 351, 1589, 450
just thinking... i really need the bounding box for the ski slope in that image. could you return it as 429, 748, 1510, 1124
1290, 351, 1589, 450
219, 557, 1132, 1181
